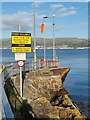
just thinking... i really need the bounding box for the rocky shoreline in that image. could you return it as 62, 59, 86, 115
5, 67, 86, 119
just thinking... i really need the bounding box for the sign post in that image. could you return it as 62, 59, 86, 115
20, 67, 22, 97
17, 60, 24, 97
11, 32, 32, 97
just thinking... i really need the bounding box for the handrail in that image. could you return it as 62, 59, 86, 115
0, 75, 2, 120
0, 58, 60, 119
1, 59, 60, 82
2, 87, 14, 119
0, 75, 14, 119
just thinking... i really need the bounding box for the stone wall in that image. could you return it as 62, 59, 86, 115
11, 67, 86, 119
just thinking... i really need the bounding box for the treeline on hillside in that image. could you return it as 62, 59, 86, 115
0, 37, 88, 48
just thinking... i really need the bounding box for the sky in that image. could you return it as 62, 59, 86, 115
1, 2, 88, 39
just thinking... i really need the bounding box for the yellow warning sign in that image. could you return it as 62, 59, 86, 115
12, 47, 31, 52
11, 32, 32, 53
12, 36, 31, 44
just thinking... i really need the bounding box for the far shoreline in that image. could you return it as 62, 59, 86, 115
0, 47, 90, 50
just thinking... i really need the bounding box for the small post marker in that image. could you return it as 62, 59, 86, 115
17, 60, 24, 97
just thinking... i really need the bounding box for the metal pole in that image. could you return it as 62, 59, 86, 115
18, 22, 23, 97
53, 14, 55, 61
43, 17, 48, 67
18, 22, 21, 31
18, 22, 22, 97
43, 15, 55, 61
18, 22, 26, 75
20, 67, 22, 97
44, 37, 46, 67
33, 2, 36, 70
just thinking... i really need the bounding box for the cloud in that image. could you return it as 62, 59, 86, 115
60, 10, 77, 16
0, 15, 2, 31
80, 22, 88, 26
55, 25, 65, 31
2, 9, 48, 32
1, 2, 45, 31
58, 7, 68, 13
2, 11, 34, 31
50, 4, 64, 9
69, 6, 75, 10
32, 2, 43, 9
52, 4, 77, 17
42, 22, 65, 31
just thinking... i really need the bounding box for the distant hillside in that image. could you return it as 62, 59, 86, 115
0, 37, 88, 49
35, 38, 88, 48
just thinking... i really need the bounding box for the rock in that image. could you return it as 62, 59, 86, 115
30, 97, 60, 119
62, 94, 72, 108
11, 67, 86, 119
23, 75, 63, 101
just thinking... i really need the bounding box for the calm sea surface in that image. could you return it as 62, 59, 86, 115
0, 49, 89, 117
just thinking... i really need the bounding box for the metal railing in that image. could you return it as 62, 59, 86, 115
0, 74, 14, 119
2, 86, 14, 119
0, 58, 59, 119
0, 75, 2, 120
1, 58, 60, 82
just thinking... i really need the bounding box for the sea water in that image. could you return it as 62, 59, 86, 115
0, 49, 89, 117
